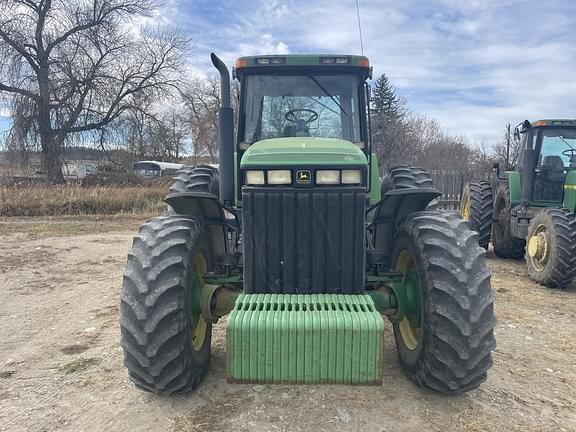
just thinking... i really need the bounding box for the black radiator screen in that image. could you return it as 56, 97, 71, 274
242, 188, 365, 294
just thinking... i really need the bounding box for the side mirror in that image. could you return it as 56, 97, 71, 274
493, 161, 502, 178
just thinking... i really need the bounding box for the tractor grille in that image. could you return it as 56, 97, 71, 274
242, 187, 365, 294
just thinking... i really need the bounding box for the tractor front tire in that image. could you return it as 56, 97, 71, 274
492, 184, 525, 259
460, 181, 493, 249
391, 211, 496, 393
526, 208, 576, 288
120, 215, 212, 393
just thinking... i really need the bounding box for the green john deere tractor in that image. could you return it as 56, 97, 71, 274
461, 119, 576, 288
120, 53, 496, 394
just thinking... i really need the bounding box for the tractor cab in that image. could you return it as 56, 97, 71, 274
232, 55, 376, 203
516, 119, 576, 203
234, 55, 371, 146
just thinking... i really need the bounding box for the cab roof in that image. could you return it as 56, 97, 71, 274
234, 54, 372, 79
532, 119, 576, 127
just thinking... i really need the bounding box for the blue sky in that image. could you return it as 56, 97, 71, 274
2, 0, 576, 145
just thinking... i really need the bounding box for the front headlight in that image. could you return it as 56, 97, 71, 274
316, 170, 340, 185
267, 170, 291, 185
341, 169, 362, 184
245, 170, 265, 185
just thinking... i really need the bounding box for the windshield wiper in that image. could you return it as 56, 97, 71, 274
559, 135, 575, 149
306, 75, 347, 115
307, 96, 340, 115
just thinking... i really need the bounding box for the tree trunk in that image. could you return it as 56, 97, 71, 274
40, 132, 64, 183
37, 64, 65, 184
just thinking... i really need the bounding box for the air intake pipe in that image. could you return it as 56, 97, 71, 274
211, 53, 234, 206
519, 121, 535, 205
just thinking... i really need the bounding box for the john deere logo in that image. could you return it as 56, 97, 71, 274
297, 170, 311, 184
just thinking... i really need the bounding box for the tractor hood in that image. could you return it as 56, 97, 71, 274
240, 137, 368, 167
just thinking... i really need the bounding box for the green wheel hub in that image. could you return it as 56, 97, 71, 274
396, 249, 423, 351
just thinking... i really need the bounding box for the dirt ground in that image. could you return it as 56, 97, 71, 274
1, 216, 576, 432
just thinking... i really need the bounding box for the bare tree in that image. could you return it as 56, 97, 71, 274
181, 78, 221, 160
114, 93, 158, 159
493, 124, 521, 168
147, 107, 188, 160
0, 0, 189, 182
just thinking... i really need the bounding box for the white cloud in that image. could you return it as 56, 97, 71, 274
121, 0, 576, 145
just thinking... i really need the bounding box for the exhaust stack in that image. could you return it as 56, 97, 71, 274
211, 53, 234, 206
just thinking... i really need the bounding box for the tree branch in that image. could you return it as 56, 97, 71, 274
0, 82, 39, 100
0, 27, 39, 73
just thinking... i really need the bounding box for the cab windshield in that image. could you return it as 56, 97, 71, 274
537, 128, 576, 168
241, 74, 363, 145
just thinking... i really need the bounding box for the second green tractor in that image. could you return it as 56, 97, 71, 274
461, 119, 576, 288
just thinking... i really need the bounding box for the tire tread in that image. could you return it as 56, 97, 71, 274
120, 215, 211, 394
396, 211, 496, 393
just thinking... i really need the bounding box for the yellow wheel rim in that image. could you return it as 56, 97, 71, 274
191, 252, 208, 351
527, 224, 549, 272
396, 250, 422, 351
461, 194, 471, 220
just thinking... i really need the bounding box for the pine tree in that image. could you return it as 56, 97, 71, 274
371, 74, 402, 120
370, 74, 405, 168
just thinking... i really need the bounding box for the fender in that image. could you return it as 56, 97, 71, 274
164, 192, 238, 257
506, 171, 521, 206
367, 188, 441, 258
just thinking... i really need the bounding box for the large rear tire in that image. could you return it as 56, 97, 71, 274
492, 184, 525, 259
526, 208, 576, 288
460, 181, 493, 249
120, 215, 212, 393
392, 211, 496, 393
380, 165, 438, 209
170, 165, 219, 195
380, 166, 434, 194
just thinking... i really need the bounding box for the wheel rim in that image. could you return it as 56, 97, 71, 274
461, 194, 471, 220
527, 224, 549, 272
396, 249, 422, 351
189, 252, 208, 351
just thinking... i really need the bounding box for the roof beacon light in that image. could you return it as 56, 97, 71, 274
358, 57, 370, 67
235, 58, 248, 68
256, 58, 270, 65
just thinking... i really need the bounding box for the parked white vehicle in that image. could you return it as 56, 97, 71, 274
62, 161, 97, 179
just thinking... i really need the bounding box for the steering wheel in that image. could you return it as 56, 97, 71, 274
285, 108, 319, 124
562, 148, 576, 159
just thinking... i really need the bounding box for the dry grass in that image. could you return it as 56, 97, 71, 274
0, 214, 149, 239
0, 184, 167, 216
